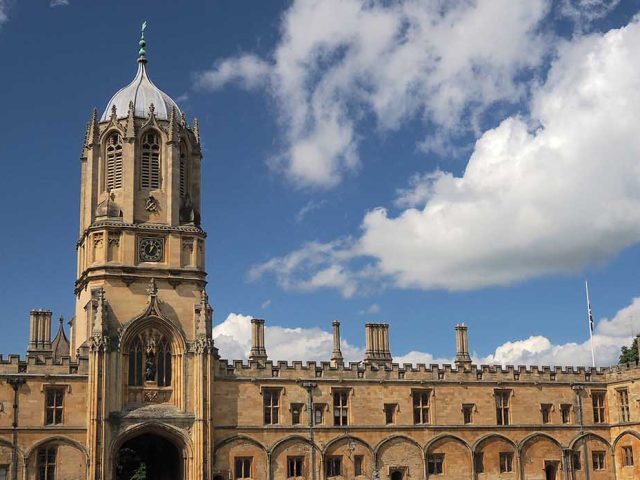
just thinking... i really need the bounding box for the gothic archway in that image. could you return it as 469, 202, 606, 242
115, 432, 182, 480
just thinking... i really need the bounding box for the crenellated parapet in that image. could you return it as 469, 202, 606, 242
0, 352, 89, 376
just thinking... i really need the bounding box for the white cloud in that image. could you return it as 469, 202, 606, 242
358, 303, 380, 315
196, 0, 552, 188
195, 54, 270, 91
212, 296, 640, 367
212, 312, 364, 362
560, 0, 621, 30
481, 297, 640, 366
251, 19, 640, 293
50, 0, 70, 7
0, 0, 8, 24
261, 299, 271, 309
295, 199, 326, 223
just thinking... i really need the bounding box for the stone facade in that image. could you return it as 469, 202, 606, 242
1, 37, 639, 480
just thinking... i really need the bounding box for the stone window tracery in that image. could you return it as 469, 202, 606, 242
105, 133, 123, 191
127, 329, 172, 387
141, 131, 161, 189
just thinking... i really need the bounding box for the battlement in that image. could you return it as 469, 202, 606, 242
214, 357, 627, 384
0, 352, 89, 376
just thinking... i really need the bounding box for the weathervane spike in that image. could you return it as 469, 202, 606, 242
138, 21, 147, 63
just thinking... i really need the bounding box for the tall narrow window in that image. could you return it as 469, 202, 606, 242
128, 337, 144, 387
45, 388, 64, 425
496, 391, 510, 425
463, 404, 474, 424
572, 452, 581, 470
592, 451, 606, 470
541, 404, 552, 424
623, 446, 634, 466
384, 404, 396, 425
619, 389, 630, 422
141, 131, 161, 189
499, 452, 513, 473
354, 456, 363, 476
156, 338, 172, 387
327, 457, 341, 477
37, 446, 56, 480
287, 457, 303, 478
592, 392, 606, 423
413, 390, 430, 424
291, 403, 303, 425
561, 404, 571, 424
427, 455, 444, 475
263, 389, 280, 425
333, 391, 349, 426
234, 458, 251, 479
474, 453, 484, 474
314, 404, 324, 425
105, 133, 123, 191
179, 141, 188, 198
0, 465, 7, 480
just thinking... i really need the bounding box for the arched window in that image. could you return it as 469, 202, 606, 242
105, 133, 123, 190
128, 337, 144, 387
141, 131, 161, 189
157, 337, 172, 387
179, 141, 188, 198
127, 329, 172, 387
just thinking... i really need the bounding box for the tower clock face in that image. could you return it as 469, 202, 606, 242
139, 237, 164, 262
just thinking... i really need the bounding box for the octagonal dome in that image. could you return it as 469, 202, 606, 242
101, 60, 181, 122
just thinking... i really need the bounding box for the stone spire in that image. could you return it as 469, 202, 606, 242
51, 316, 70, 360
331, 320, 344, 367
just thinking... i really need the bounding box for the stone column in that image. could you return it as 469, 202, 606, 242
249, 318, 267, 363
331, 320, 344, 367
454, 323, 472, 369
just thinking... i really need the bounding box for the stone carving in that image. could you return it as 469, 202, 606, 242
145, 195, 159, 212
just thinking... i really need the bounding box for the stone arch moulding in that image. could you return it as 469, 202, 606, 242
568, 432, 612, 452
424, 433, 472, 455
373, 434, 422, 457
471, 433, 519, 453
24, 435, 89, 464
374, 434, 425, 479
268, 434, 322, 456
109, 421, 194, 480
613, 429, 640, 449
324, 434, 374, 456
518, 432, 565, 454
212, 435, 269, 480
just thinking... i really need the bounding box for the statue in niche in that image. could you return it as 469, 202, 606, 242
145, 352, 156, 382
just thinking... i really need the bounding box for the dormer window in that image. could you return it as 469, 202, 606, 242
141, 131, 161, 189
105, 133, 123, 190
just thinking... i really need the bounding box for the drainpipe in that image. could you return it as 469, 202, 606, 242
302, 382, 317, 480
6, 377, 25, 480
573, 385, 590, 480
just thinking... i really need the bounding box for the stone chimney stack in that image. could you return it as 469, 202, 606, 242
249, 318, 267, 363
331, 320, 344, 367
28, 309, 53, 358
454, 323, 472, 369
364, 323, 392, 365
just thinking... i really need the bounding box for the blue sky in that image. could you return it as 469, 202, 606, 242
1, 0, 640, 366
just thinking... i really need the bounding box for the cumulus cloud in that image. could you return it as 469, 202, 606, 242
251, 18, 640, 293
196, 0, 553, 188
0, 0, 8, 24
50, 0, 70, 7
212, 297, 640, 367
212, 312, 364, 362
481, 297, 640, 366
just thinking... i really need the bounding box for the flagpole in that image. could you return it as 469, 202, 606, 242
585, 280, 596, 368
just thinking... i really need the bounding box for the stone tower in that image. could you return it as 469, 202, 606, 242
73, 25, 215, 479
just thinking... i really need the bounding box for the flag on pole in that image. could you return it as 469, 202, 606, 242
585, 280, 596, 367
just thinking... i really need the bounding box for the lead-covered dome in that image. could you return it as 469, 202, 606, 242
101, 60, 181, 121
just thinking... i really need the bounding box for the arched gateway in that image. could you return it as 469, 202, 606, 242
113, 429, 186, 480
